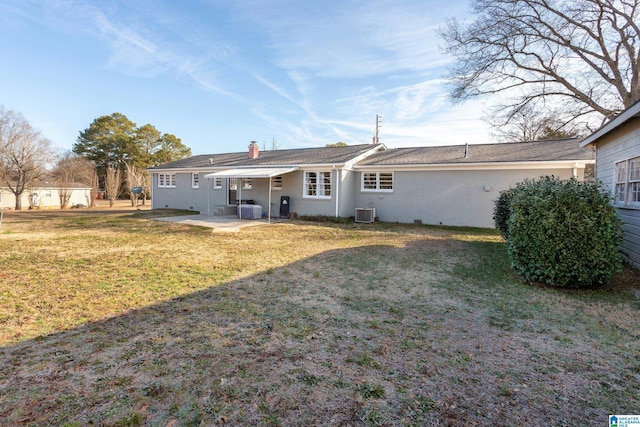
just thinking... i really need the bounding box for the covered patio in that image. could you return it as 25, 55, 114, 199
204, 167, 298, 222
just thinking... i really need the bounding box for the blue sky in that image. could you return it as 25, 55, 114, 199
0, 0, 493, 155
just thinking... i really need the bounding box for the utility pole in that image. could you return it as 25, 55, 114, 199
373, 114, 381, 144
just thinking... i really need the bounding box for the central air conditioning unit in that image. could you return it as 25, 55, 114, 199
355, 208, 375, 223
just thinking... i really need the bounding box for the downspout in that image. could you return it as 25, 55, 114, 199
334, 165, 340, 217
573, 162, 579, 178
207, 177, 210, 216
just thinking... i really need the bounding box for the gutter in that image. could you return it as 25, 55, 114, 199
352, 160, 595, 171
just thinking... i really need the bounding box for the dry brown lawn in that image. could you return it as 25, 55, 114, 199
0, 209, 638, 426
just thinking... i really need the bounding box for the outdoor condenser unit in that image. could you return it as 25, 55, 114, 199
354, 208, 375, 223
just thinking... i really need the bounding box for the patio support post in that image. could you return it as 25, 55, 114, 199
334, 166, 340, 217
238, 184, 242, 219
268, 177, 272, 223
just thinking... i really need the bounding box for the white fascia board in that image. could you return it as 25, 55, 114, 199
204, 167, 298, 179
298, 163, 347, 170
147, 168, 212, 174
150, 164, 341, 173
353, 160, 594, 171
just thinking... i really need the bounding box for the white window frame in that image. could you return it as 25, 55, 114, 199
192, 173, 200, 189
158, 173, 176, 188
213, 177, 223, 189
361, 171, 394, 192
272, 176, 282, 191
241, 178, 252, 190
614, 157, 640, 208
303, 171, 332, 199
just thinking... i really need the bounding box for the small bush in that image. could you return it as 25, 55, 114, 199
506, 176, 622, 288
493, 188, 515, 239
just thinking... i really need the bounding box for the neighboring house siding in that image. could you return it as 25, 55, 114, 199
354, 168, 581, 228
593, 119, 640, 268
0, 187, 91, 209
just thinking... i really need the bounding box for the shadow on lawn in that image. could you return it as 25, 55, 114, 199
1, 231, 638, 426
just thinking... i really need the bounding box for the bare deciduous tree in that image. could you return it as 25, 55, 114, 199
104, 165, 122, 208
491, 105, 585, 142
440, 0, 640, 133
0, 106, 53, 210
125, 162, 149, 206
52, 151, 96, 209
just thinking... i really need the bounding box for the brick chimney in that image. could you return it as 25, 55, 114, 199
248, 141, 259, 159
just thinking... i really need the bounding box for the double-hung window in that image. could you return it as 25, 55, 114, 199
361, 172, 393, 192
304, 171, 331, 198
213, 178, 223, 189
192, 173, 200, 188
158, 173, 176, 188
241, 178, 252, 190
615, 157, 640, 207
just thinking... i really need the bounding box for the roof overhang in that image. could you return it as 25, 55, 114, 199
580, 101, 640, 147
203, 167, 298, 179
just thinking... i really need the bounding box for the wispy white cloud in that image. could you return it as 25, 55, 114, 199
16, 0, 239, 97
216, 0, 490, 148
222, 0, 455, 78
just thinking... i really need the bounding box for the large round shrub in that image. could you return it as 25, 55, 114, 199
506, 176, 622, 288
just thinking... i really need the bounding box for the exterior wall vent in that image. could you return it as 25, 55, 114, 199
355, 208, 375, 223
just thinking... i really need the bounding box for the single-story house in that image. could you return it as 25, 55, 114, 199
580, 99, 640, 269
0, 182, 92, 210
149, 138, 594, 228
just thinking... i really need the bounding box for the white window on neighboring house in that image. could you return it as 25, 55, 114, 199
304, 171, 331, 198
272, 176, 282, 190
361, 172, 394, 192
214, 177, 223, 189
158, 173, 176, 188
192, 173, 200, 188
615, 157, 640, 207
44, 191, 52, 197
241, 178, 252, 189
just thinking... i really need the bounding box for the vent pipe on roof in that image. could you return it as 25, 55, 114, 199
464, 143, 469, 158
249, 141, 259, 159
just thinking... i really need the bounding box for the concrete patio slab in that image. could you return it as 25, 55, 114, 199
153, 214, 282, 232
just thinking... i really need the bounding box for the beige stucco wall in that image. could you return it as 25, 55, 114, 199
592, 117, 640, 269
352, 167, 584, 228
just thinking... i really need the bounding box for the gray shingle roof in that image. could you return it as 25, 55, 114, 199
149, 144, 383, 170
356, 138, 594, 166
